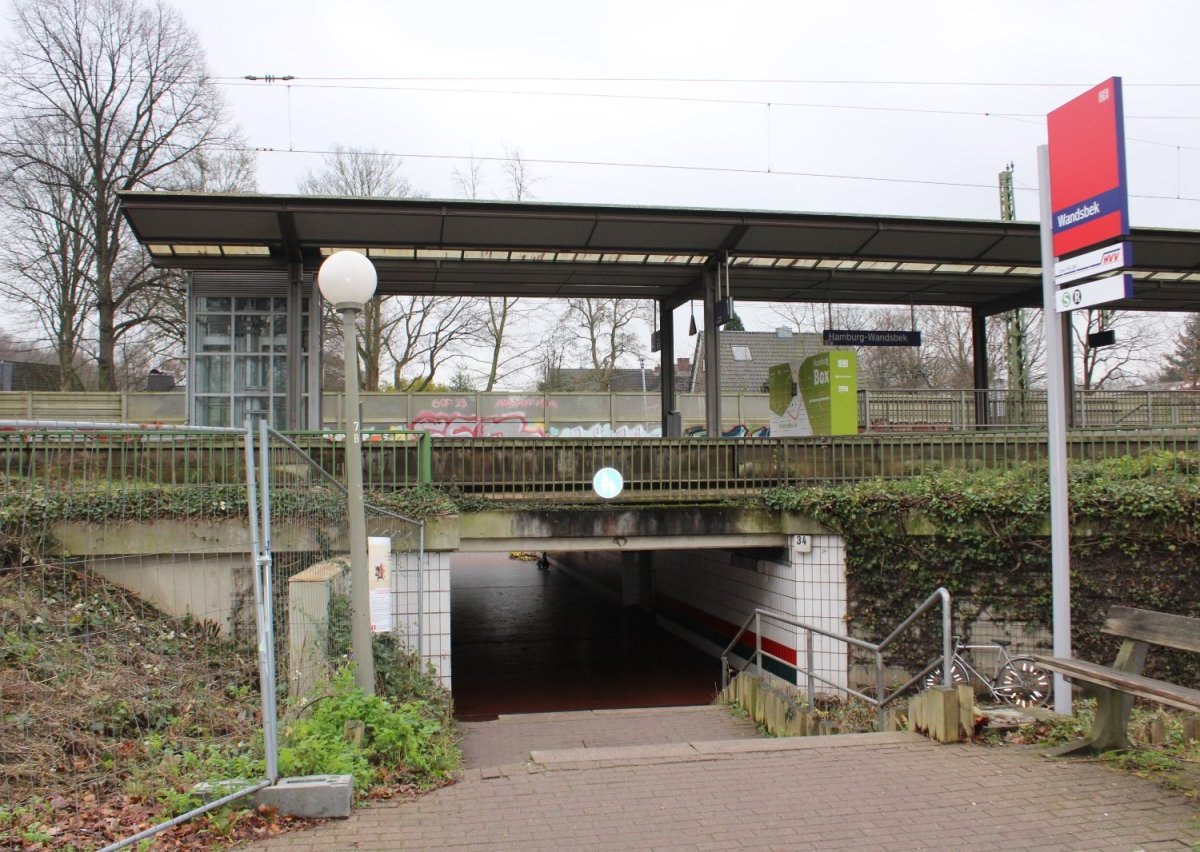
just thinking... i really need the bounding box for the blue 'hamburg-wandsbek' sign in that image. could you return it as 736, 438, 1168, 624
822, 329, 922, 347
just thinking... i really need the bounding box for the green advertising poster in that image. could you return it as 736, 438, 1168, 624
800, 350, 858, 435
768, 362, 795, 416
769, 351, 857, 436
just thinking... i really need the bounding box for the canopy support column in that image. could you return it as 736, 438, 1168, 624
657, 300, 678, 437
286, 262, 305, 429
703, 268, 721, 436
971, 306, 990, 429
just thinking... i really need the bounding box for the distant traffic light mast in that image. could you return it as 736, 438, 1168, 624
1000, 163, 1030, 416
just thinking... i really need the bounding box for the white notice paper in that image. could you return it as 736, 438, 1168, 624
369, 588, 393, 633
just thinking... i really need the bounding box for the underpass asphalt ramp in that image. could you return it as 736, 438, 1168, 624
249, 709, 1200, 851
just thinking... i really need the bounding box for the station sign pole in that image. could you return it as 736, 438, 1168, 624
1038, 144, 1074, 715
1042, 77, 1130, 715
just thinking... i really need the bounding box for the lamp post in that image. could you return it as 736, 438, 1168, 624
318, 250, 377, 695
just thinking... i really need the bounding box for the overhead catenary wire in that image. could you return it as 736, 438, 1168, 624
229, 143, 1200, 203
213, 78, 1200, 122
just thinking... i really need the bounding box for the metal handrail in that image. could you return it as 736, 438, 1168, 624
720, 587, 952, 729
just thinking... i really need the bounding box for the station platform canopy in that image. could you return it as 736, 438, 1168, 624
120, 191, 1200, 314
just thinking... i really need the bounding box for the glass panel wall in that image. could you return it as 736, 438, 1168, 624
191, 292, 310, 429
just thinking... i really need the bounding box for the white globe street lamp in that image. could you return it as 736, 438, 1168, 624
318, 250, 378, 695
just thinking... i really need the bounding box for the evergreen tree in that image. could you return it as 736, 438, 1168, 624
1159, 313, 1200, 388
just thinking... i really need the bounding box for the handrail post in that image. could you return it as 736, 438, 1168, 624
806, 629, 815, 707
942, 588, 953, 688
875, 649, 886, 730
755, 610, 762, 677
417, 430, 432, 484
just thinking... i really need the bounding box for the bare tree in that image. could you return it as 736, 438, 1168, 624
558, 298, 652, 389
384, 297, 484, 390
0, 120, 93, 389
500, 145, 543, 202
451, 155, 486, 201
167, 148, 258, 196
119, 148, 258, 387
451, 146, 546, 390
299, 145, 417, 390
0, 0, 236, 390
535, 324, 578, 391
1072, 309, 1157, 389
769, 301, 873, 336
298, 144, 412, 198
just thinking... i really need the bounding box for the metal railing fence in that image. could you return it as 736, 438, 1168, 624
4, 388, 1200, 433
721, 588, 953, 728
428, 428, 1200, 499
3, 423, 1197, 499
0, 425, 432, 491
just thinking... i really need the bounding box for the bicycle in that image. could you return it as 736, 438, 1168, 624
923, 636, 1053, 708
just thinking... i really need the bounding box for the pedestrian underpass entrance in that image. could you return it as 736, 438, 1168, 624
447, 535, 851, 721
450, 552, 719, 720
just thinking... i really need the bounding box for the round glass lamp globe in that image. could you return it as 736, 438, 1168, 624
318, 251, 377, 307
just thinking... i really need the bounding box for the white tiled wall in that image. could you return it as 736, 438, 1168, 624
602, 537, 844, 693
791, 535, 849, 691
391, 551, 451, 688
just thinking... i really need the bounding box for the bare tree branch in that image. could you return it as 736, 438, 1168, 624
0, 0, 238, 389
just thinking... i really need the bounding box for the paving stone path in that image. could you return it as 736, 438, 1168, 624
459, 705, 759, 769
248, 707, 1200, 851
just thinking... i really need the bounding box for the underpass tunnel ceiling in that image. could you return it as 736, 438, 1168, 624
121, 191, 1200, 314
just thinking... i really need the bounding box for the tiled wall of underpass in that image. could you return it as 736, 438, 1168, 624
552, 550, 623, 602
554, 537, 848, 693
391, 551, 451, 688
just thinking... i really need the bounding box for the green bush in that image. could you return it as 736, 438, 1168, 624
763, 455, 1200, 680
279, 667, 457, 792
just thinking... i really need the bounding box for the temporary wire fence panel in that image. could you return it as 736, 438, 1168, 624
260, 430, 431, 701
0, 425, 265, 845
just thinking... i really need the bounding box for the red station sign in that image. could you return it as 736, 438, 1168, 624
1047, 77, 1129, 258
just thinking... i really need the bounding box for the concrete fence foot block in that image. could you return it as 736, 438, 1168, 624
255, 775, 354, 819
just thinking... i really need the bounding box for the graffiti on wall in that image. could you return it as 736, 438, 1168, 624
397, 395, 764, 438
409, 410, 547, 438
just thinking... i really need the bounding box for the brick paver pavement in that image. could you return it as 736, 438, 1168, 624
248, 723, 1200, 851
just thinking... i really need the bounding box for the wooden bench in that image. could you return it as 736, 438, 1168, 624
1032, 606, 1200, 754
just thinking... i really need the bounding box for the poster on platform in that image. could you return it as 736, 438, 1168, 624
768, 351, 857, 437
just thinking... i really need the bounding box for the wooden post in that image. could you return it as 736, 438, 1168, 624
1147, 715, 1167, 745
343, 719, 365, 747
908, 686, 964, 744
1182, 716, 1200, 743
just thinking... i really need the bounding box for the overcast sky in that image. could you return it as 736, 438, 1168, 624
180, 0, 1200, 365
183, 0, 1200, 230
3, 0, 1198, 381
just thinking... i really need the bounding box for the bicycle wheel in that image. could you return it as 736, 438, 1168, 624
995, 657, 1053, 707
922, 659, 969, 691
